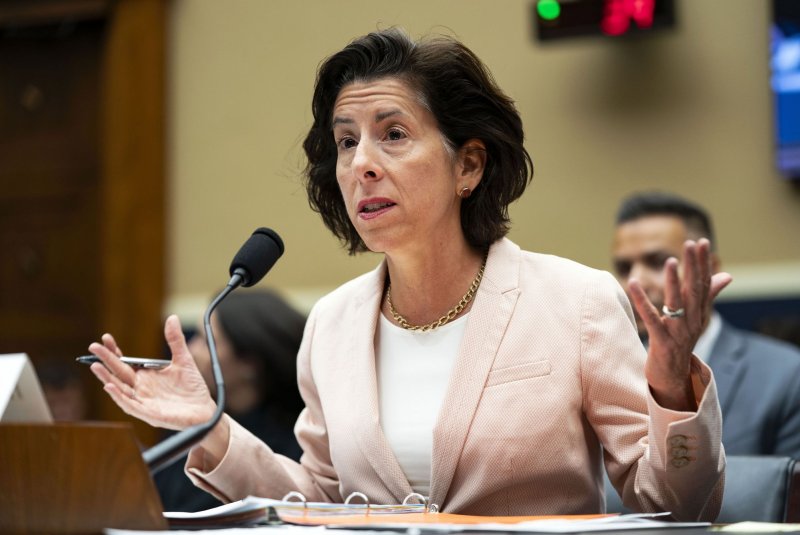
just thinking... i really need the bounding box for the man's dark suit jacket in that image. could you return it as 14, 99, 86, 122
710, 320, 800, 459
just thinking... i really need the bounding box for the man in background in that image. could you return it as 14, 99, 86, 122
611, 191, 800, 459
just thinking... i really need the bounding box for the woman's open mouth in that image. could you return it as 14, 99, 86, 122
357, 198, 396, 219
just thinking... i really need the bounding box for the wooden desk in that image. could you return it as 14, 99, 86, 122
0, 422, 166, 534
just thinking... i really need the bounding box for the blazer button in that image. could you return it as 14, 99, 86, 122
671, 446, 688, 457
668, 435, 688, 447
671, 457, 690, 468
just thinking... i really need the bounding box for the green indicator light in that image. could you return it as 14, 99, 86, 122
537, 0, 561, 21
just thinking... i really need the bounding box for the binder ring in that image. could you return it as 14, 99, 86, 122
403, 492, 437, 513
281, 491, 308, 508
344, 491, 370, 510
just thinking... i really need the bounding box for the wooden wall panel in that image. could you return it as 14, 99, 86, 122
97, 0, 166, 441
0, 0, 165, 447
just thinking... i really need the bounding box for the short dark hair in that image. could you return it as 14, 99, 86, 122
303, 28, 534, 255
615, 191, 716, 249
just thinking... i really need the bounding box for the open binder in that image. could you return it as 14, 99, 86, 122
164, 491, 613, 530
165, 491, 429, 529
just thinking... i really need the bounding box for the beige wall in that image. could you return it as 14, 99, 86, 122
166, 0, 800, 320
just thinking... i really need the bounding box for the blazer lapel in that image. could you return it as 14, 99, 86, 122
429, 238, 521, 509
350, 262, 415, 502
707, 320, 747, 415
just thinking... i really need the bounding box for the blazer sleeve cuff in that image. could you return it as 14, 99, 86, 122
185, 417, 272, 503
647, 355, 713, 419
647, 356, 723, 467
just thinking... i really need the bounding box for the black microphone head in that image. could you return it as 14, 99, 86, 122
229, 228, 284, 287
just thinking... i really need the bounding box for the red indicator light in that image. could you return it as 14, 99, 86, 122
601, 0, 656, 36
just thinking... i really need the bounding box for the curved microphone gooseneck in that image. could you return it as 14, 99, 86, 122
143, 228, 284, 474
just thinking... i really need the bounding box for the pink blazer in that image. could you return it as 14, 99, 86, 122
187, 238, 724, 521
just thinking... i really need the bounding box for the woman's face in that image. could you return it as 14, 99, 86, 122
332, 77, 466, 255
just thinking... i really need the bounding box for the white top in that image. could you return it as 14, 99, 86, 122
375, 312, 468, 496
693, 311, 723, 363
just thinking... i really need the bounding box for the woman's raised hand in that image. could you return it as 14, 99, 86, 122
88, 314, 217, 430
627, 238, 733, 411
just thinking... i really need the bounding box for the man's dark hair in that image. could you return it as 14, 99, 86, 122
303, 27, 533, 255
615, 191, 716, 249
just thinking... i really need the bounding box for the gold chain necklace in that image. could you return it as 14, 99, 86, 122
386, 255, 487, 332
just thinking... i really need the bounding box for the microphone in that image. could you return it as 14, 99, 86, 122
142, 227, 284, 474
229, 227, 284, 287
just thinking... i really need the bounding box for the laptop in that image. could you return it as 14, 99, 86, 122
0, 353, 53, 423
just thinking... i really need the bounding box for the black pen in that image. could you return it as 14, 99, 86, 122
76, 356, 171, 369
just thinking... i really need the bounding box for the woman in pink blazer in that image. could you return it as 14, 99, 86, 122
88, 28, 731, 521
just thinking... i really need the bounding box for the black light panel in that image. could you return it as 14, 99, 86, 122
533, 0, 676, 42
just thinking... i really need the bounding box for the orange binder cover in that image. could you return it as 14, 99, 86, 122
280, 512, 614, 526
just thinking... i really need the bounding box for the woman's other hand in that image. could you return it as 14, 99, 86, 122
88, 314, 217, 430
628, 238, 732, 411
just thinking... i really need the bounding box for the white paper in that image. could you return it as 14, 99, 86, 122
0, 353, 52, 423
330, 513, 709, 534
714, 522, 800, 533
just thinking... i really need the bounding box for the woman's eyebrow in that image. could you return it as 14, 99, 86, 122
375, 109, 402, 122
332, 116, 354, 127
332, 109, 404, 128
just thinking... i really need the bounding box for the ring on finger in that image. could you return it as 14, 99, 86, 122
662, 305, 686, 319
